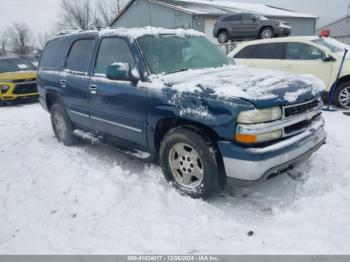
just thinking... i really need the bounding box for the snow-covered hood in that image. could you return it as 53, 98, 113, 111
143, 65, 325, 108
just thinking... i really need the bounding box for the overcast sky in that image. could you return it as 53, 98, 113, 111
0, 0, 349, 34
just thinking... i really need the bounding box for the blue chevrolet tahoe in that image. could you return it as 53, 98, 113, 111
37, 27, 326, 198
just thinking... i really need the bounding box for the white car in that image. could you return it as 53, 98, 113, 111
229, 36, 350, 108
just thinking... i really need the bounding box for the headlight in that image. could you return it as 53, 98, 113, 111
237, 107, 282, 124
235, 129, 283, 144
1, 85, 10, 94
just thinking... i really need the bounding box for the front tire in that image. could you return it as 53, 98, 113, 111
335, 82, 350, 109
260, 27, 274, 39
50, 103, 77, 146
159, 127, 221, 199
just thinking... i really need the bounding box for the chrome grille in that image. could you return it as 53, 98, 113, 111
13, 82, 37, 95
284, 99, 320, 118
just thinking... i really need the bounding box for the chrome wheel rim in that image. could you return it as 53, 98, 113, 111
339, 86, 350, 109
53, 111, 66, 141
262, 30, 272, 39
219, 33, 227, 43
168, 143, 204, 189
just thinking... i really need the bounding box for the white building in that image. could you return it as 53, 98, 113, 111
111, 0, 318, 42
317, 16, 350, 44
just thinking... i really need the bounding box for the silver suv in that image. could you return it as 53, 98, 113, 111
213, 13, 291, 43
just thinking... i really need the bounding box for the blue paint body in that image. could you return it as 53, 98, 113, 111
37, 30, 322, 174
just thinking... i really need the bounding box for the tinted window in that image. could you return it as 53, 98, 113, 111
222, 15, 241, 22
251, 43, 285, 59
286, 43, 323, 60
0, 58, 36, 73
234, 45, 256, 59
242, 14, 255, 21
40, 38, 67, 70
66, 39, 95, 73
94, 37, 135, 75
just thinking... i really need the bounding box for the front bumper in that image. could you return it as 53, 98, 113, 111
278, 27, 291, 36
218, 118, 326, 186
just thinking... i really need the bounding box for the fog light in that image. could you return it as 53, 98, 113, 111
1, 85, 10, 94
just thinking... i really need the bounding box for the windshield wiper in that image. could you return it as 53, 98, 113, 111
167, 68, 189, 74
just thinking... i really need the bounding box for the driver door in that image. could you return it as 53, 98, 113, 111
281, 42, 333, 87
88, 37, 149, 149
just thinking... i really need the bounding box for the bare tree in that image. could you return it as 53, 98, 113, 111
0, 32, 8, 57
57, 0, 95, 30
95, 0, 122, 26
7, 22, 33, 56
36, 31, 53, 51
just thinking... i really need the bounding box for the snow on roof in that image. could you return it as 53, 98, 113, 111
159, 0, 317, 18
49, 27, 204, 42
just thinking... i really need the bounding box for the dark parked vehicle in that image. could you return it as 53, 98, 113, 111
38, 28, 325, 199
213, 13, 292, 43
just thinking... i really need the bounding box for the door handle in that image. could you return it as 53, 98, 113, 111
89, 85, 98, 95
60, 80, 66, 88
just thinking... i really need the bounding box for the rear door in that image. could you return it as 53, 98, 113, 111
63, 38, 96, 129
282, 42, 333, 86
88, 37, 149, 149
241, 14, 259, 37
225, 14, 243, 38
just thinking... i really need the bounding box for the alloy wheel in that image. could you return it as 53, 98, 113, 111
53, 110, 67, 141
339, 86, 350, 109
168, 143, 204, 189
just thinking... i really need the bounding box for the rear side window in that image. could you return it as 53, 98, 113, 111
39, 38, 67, 70
234, 45, 256, 59
94, 37, 135, 75
222, 15, 241, 22
251, 43, 285, 59
66, 39, 95, 74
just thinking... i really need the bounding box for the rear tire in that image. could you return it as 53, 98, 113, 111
260, 27, 274, 39
218, 31, 229, 43
334, 82, 350, 109
50, 103, 77, 146
159, 127, 221, 199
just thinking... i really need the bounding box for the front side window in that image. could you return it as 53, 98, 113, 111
94, 37, 135, 75
251, 43, 285, 59
286, 43, 323, 60
137, 35, 230, 75
0, 58, 36, 73
66, 39, 95, 73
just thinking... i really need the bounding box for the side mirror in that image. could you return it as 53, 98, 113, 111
321, 53, 335, 62
106, 63, 134, 81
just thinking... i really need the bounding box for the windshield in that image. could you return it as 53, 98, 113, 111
137, 35, 230, 75
312, 37, 350, 53
0, 58, 36, 73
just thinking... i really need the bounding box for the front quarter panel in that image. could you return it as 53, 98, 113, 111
144, 86, 256, 151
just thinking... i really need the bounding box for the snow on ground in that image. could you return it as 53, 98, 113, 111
0, 102, 350, 254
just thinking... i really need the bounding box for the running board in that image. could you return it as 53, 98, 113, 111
73, 129, 154, 161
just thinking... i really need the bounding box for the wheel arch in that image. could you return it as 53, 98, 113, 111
154, 117, 219, 154
46, 92, 64, 112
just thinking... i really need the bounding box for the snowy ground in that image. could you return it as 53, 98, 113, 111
0, 102, 350, 255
